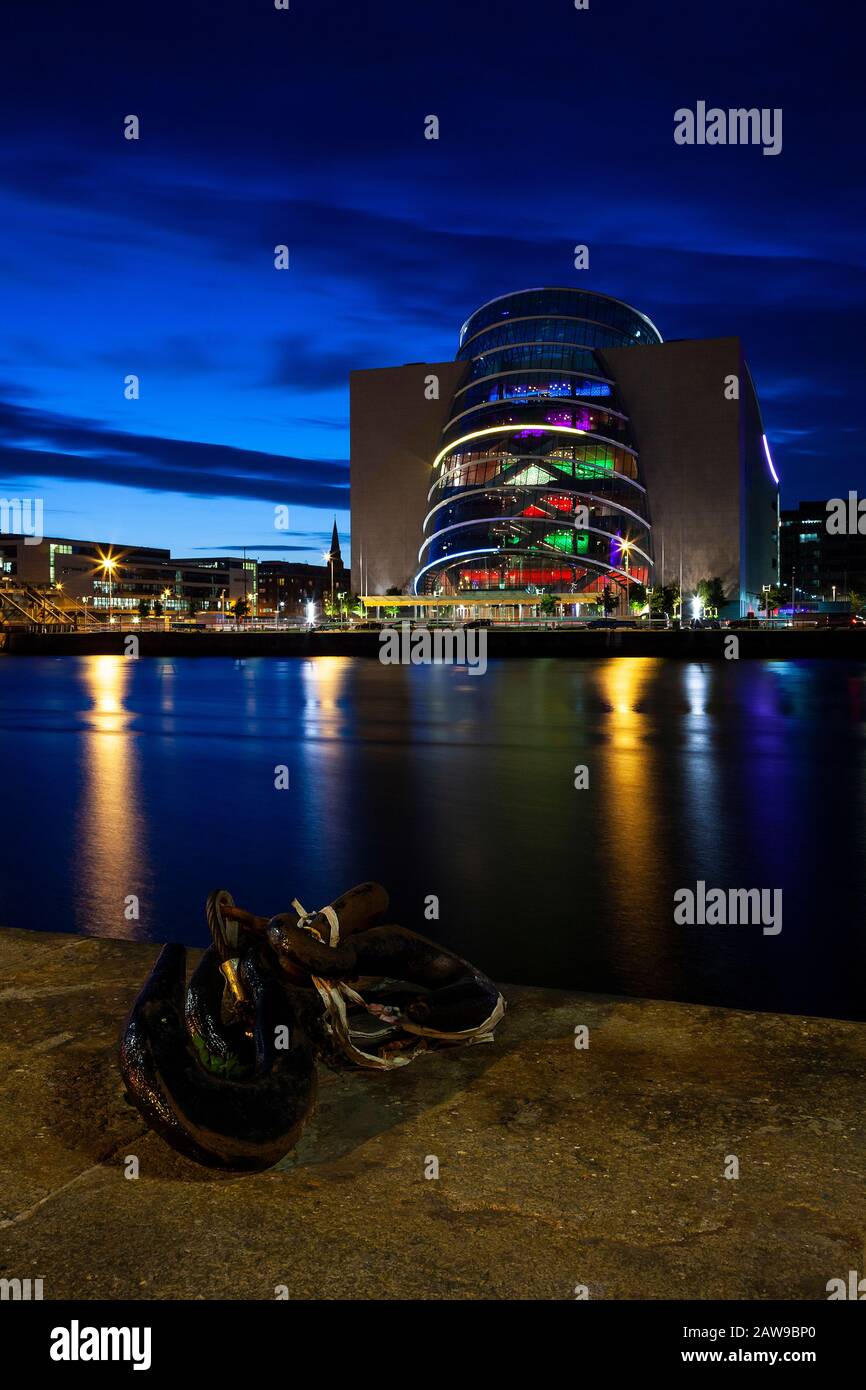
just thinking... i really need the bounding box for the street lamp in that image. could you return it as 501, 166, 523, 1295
99, 554, 118, 624
620, 539, 632, 615
762, 583, 771, 623
323, 549, 335, 615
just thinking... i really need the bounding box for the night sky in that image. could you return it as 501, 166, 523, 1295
1, 0, 863, 561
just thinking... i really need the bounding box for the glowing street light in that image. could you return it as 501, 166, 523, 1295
619, 538, 632, 614
98, 553, 118, 623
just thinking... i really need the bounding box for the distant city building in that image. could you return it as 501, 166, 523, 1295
0, 530, 352, 624
350, 287, 779, 615
780, 502, 866, 601
257, 520, 350, 617
257, 558, 347, 617
0, 534, 255, 614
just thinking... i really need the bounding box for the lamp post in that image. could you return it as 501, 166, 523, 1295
323, 549, 335, 616
620, 539, 631, 617
99, 554, 118, 624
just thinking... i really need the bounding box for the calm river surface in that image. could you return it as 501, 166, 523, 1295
1, 654, 864, 1020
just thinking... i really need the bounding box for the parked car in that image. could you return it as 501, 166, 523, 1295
826, 612, 865, 628
464, 618, 493, 629
586, 617, 640, 629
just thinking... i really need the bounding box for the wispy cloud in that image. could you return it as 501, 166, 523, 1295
0, 395, 348, 507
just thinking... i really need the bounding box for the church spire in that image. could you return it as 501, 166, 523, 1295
329, 517, 342, 565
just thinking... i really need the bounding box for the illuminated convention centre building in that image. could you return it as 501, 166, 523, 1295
350, 288, 779, 617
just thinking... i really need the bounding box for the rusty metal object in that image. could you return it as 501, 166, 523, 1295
119, 882, 503, 1170
119, 942, 316, 1171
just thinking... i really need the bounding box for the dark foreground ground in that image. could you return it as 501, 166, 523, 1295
0, 928, 864, 1300
4, 626, 866, 659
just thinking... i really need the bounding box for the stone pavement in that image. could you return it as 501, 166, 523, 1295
1, 928, 863, 1300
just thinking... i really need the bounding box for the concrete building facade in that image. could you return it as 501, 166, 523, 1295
599, 338, 779, 605
349, 361, 468, 595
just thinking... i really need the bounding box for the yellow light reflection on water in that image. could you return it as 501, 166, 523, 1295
592, 658, 667, 965
88, 653, 128, 733
299, 656, 351, 728
76, 656, 149, 938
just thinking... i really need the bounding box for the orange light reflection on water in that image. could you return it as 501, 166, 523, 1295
75, 656, 150, 938
592, 658, 668, 970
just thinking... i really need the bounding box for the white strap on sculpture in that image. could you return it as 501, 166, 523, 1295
291, 898, 505, 1071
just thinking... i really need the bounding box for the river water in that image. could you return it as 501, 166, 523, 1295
0, 654, 863, 1019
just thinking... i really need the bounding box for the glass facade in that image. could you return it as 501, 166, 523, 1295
458, 288, 662, 350
414, 288, 661, 597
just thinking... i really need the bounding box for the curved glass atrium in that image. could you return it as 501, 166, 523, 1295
413, 288, 662, 599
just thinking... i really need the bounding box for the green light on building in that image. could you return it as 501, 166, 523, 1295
542, 529, 588, 553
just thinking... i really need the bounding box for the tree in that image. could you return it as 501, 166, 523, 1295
759, 584, 784, 615
138, 598, 151, 617
539, 590, 557, 616
601, 584, 619, 615
696, 577, 727, 614
234, 597, 250, 623
628, 581, 647, 612
152, 599, 164, 617
651, 584, 679, 618
848, 590, 864, 615
324, 591, 352, 620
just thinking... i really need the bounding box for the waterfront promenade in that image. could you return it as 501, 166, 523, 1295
1, 928, 863, 1300
3, 626, 866, 659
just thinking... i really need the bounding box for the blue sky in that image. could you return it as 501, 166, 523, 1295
1, 0, 863, 561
